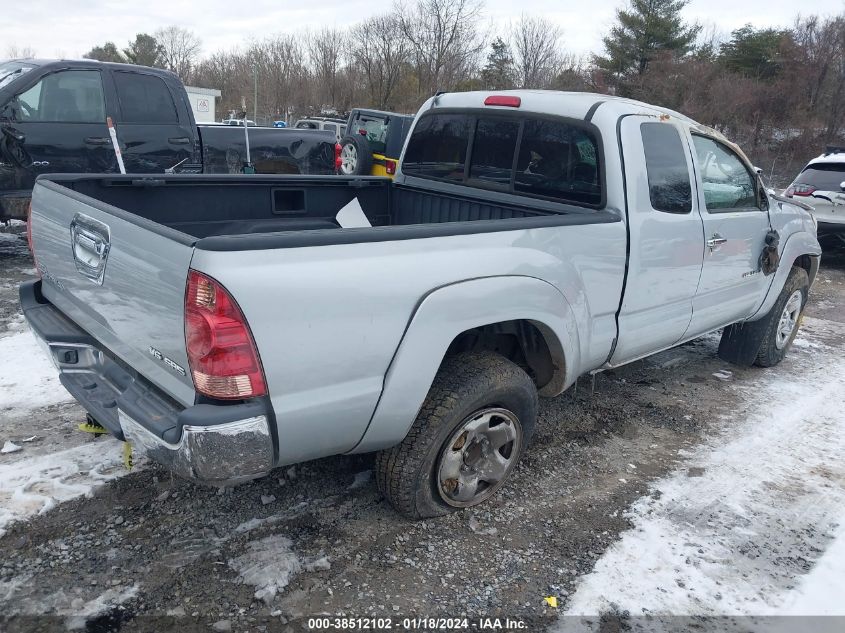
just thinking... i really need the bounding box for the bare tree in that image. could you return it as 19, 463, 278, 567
307, 28, 346, 111
5, 45, 36, 59
510, 14, 562, 88
351, 15, 411, 109
398, 0, 486, 98
155, 26, 202, 81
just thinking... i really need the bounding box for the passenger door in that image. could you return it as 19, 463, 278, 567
684, 134, 771, 335
610, 117, 705, 364
109, 70, 196, 173
2, 69, 114, 189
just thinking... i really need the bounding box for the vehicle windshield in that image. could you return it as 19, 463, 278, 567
796, 163, 845, 191
0, 61, 35, 90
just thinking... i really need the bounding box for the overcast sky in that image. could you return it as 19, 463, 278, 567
3, 0, 842, 62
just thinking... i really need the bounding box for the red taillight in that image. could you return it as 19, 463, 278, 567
385, 159, 396, 175
334, 142, 342, 172
787, 184, 815, 197
185, 270, 267, 400
484, 95, 521, 108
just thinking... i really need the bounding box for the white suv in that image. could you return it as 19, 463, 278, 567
785, 147, 845, 240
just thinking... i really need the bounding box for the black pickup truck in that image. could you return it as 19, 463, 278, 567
0, 59, 336, 221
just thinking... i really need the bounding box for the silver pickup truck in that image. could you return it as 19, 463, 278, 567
21, 91, 821, 518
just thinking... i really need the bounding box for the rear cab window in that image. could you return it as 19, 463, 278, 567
402, 111, 603, 208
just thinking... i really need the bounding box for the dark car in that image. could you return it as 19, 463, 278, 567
0, 59, 336, 221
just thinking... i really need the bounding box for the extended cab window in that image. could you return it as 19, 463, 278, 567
14, 70, 105, 123
641, 122, 692, 213
404, 113, 602, 207
692, 135, 758, 211
114, 72, 178, 124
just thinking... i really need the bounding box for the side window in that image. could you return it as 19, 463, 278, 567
323, 123, 337, 136
14, 70, 105, 123
514, 119, 601, 206
114, 72, 178, 124
468, 118, 519, 188
692, 135, 758, 211
641, 122, 692, 213
402, 114, 471, 182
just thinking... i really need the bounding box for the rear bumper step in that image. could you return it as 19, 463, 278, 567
19, 280, 275, 485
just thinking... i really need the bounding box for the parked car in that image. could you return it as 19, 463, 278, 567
293, 117, 346, 140
338, 108, 414, 178
22, 90, 821, 518
0, 59, 337, 221
272, 120, 287, 128
221, 118, 257, 126
785, 146, 845, 240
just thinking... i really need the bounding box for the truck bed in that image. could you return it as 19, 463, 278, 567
45, 174, 617, 247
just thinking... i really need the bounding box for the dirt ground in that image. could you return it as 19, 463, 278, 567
1, 222, 843, 633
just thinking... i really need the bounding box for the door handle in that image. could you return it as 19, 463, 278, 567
84, 137, 111, 146
706, 234, 727, 251
168, 137, 191, 145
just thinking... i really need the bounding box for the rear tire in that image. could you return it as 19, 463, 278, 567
375, 352, 538, 519
754, 266, 809, 367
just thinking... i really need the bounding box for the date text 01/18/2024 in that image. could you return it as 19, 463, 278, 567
306, 617, 528, 630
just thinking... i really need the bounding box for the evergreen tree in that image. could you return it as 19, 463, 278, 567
719, 25, 788, 80
124, 34, 164, 68
595, 0, 701, 78
83, 42, 124, 63
481, 38, 515, 89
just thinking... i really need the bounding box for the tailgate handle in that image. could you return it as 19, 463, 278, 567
70, 214, 111, 285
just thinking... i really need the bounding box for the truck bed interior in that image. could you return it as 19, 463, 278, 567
54, 175, 593, 241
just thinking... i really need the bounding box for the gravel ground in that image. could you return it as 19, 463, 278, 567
0, 223, 843, 633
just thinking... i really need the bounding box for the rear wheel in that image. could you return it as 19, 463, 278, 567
375, 352, 537, 519
754, 266, 809, 367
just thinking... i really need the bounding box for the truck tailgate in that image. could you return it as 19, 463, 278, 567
29, 179, 196, 407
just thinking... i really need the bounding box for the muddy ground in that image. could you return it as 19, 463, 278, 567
1, 222, 843, 633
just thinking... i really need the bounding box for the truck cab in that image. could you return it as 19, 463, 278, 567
0, 59, 198, 220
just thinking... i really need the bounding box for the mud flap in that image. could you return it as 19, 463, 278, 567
717, 319, 768, 366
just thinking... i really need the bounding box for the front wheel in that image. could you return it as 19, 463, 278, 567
375, 352, 538, 519
754, 266, 810, 367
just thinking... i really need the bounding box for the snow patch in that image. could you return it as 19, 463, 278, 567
0, 329, 72, 412
561, 321, 845, 620
0, 439, 130, 537
229, 535, 302, 603
64, 585, 139, 630
348, 469, 372, 490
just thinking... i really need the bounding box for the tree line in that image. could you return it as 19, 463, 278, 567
8, 0, 845, 184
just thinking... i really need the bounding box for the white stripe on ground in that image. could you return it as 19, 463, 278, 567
0, 439, 130, 537
560, 318, 845, 620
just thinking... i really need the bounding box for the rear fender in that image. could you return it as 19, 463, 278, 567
748, 230, 821, 321
350, 275, 579, 453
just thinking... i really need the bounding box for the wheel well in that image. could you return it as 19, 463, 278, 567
794, 254, 812, 276
445, 320, 564, 393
